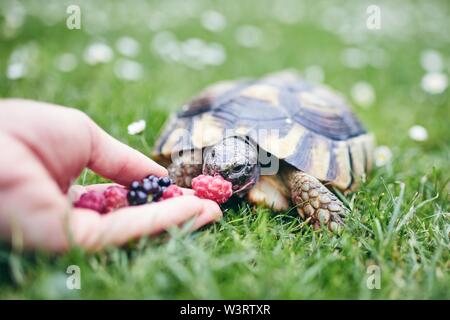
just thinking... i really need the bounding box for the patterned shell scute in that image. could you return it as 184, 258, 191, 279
153, 71, 374, 191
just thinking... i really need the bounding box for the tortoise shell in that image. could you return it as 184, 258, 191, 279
153, 71, 374, 191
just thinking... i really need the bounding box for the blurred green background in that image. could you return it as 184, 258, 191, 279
0, 0, 448, 299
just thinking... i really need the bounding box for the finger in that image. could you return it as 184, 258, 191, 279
189, 200, 224, 231
69, 196, 222, 251
181, 188, 195, 196
86, 120, 168, 185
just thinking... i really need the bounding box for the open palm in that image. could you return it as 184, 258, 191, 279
0, 99, 222, 252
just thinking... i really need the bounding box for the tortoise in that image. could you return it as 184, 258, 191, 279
152, 70, 374, 231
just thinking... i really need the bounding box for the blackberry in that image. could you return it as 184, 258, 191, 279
130, 180, 141, 190
158, 176, 172, 187
150, 184, 163, 201
141, 179, 153, 193
128, 176, 174, 205
127, 189, 148, 206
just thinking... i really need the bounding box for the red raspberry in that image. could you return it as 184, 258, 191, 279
191, 174, 232, 204
104, 186, 128, 212
74, 191, 106, 213
162, 185, 183, 200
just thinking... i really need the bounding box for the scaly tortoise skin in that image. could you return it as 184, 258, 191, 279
153, 70, 374, 231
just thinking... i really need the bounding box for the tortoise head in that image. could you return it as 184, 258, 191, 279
203, 136, 260, 196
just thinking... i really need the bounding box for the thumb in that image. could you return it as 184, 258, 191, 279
86, 119, 168, 185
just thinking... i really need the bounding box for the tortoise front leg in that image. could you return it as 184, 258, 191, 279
168, 150, 203, 188
283, 168, 346, 232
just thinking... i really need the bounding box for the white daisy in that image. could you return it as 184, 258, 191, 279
350, 81, 376, 108
273, 0, 303, 24
421, 72, 448, 94
7, 62, 27, 80
116, 36, 140, 57
420, 50, 443, 72
235, 25, 263, 48
83, 42, 113, 65
127, 120, 146, 135
408, 125, 428, 142
374, 146, 392, 167
152, 31, 180, 61
55, 53, 77, 72
200, 43, 226, 66
7, 42, 39, 79
201, 10, 226, 32
114, 59, 143, 81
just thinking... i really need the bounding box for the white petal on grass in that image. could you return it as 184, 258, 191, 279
127, 120, 146, 135
273, 0, 303, 24
116, 36, 141, 57
304, 65, 325, 83
7, 62, 27, 80
152, 32, 226, 68
7, 42, 39, 78
4, 1, 26, 31
341, 47, 367, 69
147, 11, 166, 31
421, 72, 448, 94
201, 10, 226, 32
374, 146, 393, 167
114, 59, 143, 81
408, 125, 428, 142
181, 38, 206, 57
235, 25, 263, 48
55, 53, 77, 72
152, 31, 181, 61
420, 50, 443, 72
350, 82, 375, 108
83, 42, 113, 65
152, 31, 177, 50
200, 43, 226, 65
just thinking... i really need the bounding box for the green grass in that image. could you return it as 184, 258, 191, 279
0, 0, 449, 299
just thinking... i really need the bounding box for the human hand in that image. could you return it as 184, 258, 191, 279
0, 99, 222, 252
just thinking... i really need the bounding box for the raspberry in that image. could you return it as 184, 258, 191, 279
104, 186, 128, 212
191, 174, 233, 204
74, 191, 106, 213
162, 185, 183, 200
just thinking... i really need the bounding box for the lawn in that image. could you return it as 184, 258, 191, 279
0, 0, 449, 299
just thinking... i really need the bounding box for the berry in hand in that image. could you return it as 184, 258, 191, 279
127, 189, 149, 206
162, 185, 183, 200
158, 176, 172, 187
130, 180, 141, 190
104, 186, 128, 212
191, 174, 233, 204
74, 191, 106, 213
